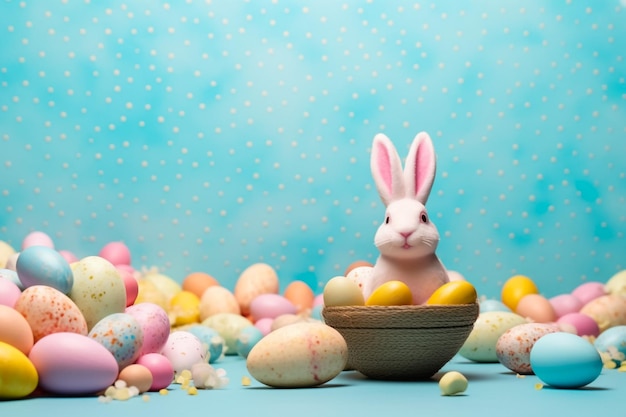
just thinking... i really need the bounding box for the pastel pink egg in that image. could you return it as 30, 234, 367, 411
572, 281, 606, 305
135, 353, 174, 391
58, 250, 79, 264
0, 277, 22, 308
549, 294, 583, 319
125, 302, 170, 355
254, 317, 274, 336
249, 293, 297, 322
313, 293, 324, 307
515, 294, 557, 323
98, 241, 131, 266
117, 265, 139, 306
557, 312, 600, 337
21, 231, 54, 250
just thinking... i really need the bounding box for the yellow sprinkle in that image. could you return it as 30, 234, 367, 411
159, 389, 169, 396
187, 386, 198, 396
142, 394, 150, 402
113, 388, 131, 401
515, 374, 526, 379
241, 376, 251, 386
618, 365, 626, 372
604, 360, 617, 369
534, 383, 544, 390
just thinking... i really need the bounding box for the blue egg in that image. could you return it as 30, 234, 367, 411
16, 246, 73, 294
89, 313, 144, 369
594, 325, 626, 361
479, 299, 511, 313
236, 325, 264, 358
187, 325, 225, 363
530, 332, 603, 389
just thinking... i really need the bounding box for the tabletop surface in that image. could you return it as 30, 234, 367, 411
2, 354, 622, 417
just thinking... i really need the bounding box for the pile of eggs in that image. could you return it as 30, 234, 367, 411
459, 273, 626, 388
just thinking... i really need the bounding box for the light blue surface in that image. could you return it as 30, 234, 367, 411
1, 1, 625, 300
1, 355, 623, 417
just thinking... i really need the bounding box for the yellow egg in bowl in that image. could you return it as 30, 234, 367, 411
321, 303, 479, 380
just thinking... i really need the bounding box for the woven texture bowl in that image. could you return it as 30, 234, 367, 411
322, 303, 479, 380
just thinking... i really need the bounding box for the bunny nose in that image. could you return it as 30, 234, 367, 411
400, 231, 413, 238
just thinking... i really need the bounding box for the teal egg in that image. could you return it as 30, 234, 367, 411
530, 332, 602, 389
594, 325, 626, 362
187, 325, 225, 363
236, 325, 264, 358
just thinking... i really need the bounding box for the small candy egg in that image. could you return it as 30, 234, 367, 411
118, 363, 153, 393
556, 312, 600, 337
199, 285, 241, 320
426, 280, 478, 305
571, 281, 607, 305
501, 275, 538, 311
89, 313, 144, 369
125, 302, 170, 356
246, 322, 348, 388
182, 271, 219, 299
16, 246, 73, 294
29, 332, 119, 395
0, 275, 22, 307
345, 266, 374, 293
15, 285, 88, 342
169, 290, 201, 326
21, 231, 54, 250
515, 294, 556, 323
0, 304, 34, 355
495, 322, 560, 374
479, 299, 511, 313
283, 280, 315, 313
0, 341, 38, 399
234, 263, 280, 316
459, 311, 528, 362
98, 241, 132, 266
438, 371, 468, 396
202, 313, 253, 355
186, 325, 226, 364
579, 294, 626, 333
366, 280, 412, 306
0, 241, 16, 269
530, 332, 603, 389
605, 270, 626, 296
236, 325, 264, 358
249, 293, 297, 321
323, 276, 365, 307
135, 353, 174, 391
70, 256, 127, 330
593, 325, 626, 363
549, 294, 583, 319
344, 260, 374, 276
160, 331, 207, 374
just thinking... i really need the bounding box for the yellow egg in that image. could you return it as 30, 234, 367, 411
323, 276, 365, 307
0, 341, 39, 399
426, 280, 478, 305
605, 270, 626, 296
143, 272, 182, 302
366, 281, 413, 306
501, 275, 538, 311
169, 290, 201, 326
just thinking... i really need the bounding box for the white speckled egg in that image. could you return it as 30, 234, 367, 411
459, 311, 527, 363
160, 330, 207, 373
14, 285, 88, 342
345, 266, 374, 294
69, 256, 127, 330
495, 323, 560, 374
89, 313, 144, 369
246, 322, 348, 388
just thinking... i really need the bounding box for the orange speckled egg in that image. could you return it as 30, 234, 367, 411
182, 272, 219, 299
0, 305, 34, 355
501, 275, 539, 311
515, 294, 556, 323
284, 281, 315, 313
344, 260, 374, 276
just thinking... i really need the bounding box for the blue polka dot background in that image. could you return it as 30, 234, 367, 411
1, 0, 625, 298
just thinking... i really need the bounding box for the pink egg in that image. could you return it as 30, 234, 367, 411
98, 241, 131, 266
572, 281, 606, 305
515, 294, 557, 323
549, 294, 583, 319
58, 250, 79, 264
313, 293, 324, 307
249, 293, 297, 321
125, 302, 170, 355
136, 353, 174, 391
117, 265, 139, 306
21, 231, 54, 250
0, 277, 22, 308
557, 312, 600, 337
254, 317, 274, 336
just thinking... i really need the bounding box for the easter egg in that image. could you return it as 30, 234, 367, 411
426, 280, 478, 305
571, 281, 606, 305
236, 325, 264, 358
249, 293, 297, 321
89, 313, 144, 369
160, 331, 207, 374
186, 325, 226, 364
199, 285, 241, 320
117, 265, 139, 307
345, 266, 374, 293
344, 260, 374, 276
283, 280, 315, 313
501, 275, 538, 311
202, 313, 253, 355
459, 311, 528, 362
16, 246, 73, 294
515, 294, 556, 323
530, 332, 602, 389
594, 325, 626, 362
323, 276, 365, 307
580, 294, 626, 333
235, 263, 280, 316
0, 341, 38, 399
70, 256, 127, 330
549, 294, 583, 319
605, 270, 626, 296
182, 271, 219, 298
0, 304, 34, 355
0, 241, 16, 269
135, 353, 174, 391
247, 322, 348, 388
142, 271, 182, 302
118, 364, 153, 394
556, 312, 600, 337
14, 285, 88, 342
21, 231, 54, 249
98, 241, 131, 266
0, 275, 22, 307
29, 332, 119, 395
169, 290, 201, 326
135, 278, 168, 309
366, 280, 412, 306
125, 302, 170, 356
479, 299, 511, 313
495, 322, 560, 374
0, 268, 22, 289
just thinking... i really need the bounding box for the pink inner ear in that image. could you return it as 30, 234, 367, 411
377, 144, 394, 194
413, 146, 431, 196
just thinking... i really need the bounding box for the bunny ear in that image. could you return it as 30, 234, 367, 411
404, 131, 436, 204
371, 133, 405, 206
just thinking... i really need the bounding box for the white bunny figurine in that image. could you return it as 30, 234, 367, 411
363, 131, 450, 305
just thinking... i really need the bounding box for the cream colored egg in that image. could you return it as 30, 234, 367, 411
580, 294, 626, 333
247, 322, 348, 387
323, 276, 365, 307
199, 286, 241, 320
202, 313, 253, 355
605, 270, 626, 296
0, 241, 16, 269
459, 311, 528, 363
234, 263, 279, 316
142, 271, 182, 302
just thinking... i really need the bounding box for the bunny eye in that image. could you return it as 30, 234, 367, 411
420, 212, 429, 223
385, 216, 390, 224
